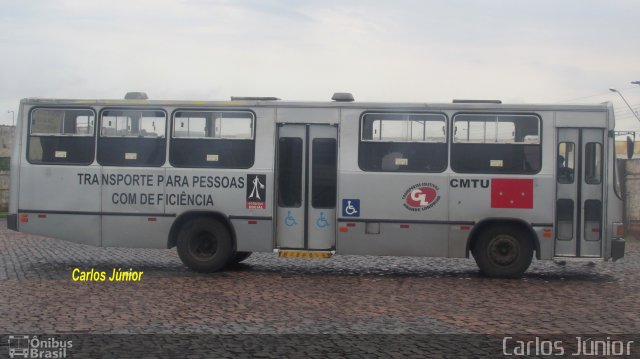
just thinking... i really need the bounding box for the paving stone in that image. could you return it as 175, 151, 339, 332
1, 220, 640, 357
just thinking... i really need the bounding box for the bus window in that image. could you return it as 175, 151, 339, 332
556, 199, 574, 240
98, 109, 167, 167
28, 108, 95, 165
359, 113, 447, 172
557, 142, 575, 184
585, 142, 602, 184
584, 199, 602, 241
170, 110, 255, 168
278, 137, 303, 207
312, 138, 337, 208
451, 114, 541, 174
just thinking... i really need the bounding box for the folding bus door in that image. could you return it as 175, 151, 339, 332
555, 128, 604, 257
275, 124, 337, 250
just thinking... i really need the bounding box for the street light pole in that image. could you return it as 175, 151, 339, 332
609, 88, 640, 123
7, 110, 14, 126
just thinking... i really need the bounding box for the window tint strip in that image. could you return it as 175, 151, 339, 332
277, 137, 303, 207
169, 110, 255, 168
97, 109, 167, 167
173, 111, 254, 139
311, 138, 337, 208
557, 142, 575, 184
359, 112, 448, 173
584, 142, 602, 184
451, 113, 542, 174
556, 199, 574, 241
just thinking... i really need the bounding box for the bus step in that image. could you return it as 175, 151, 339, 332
275, 249, 334, 259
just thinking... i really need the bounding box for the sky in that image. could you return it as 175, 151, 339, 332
1, 0, 639, 130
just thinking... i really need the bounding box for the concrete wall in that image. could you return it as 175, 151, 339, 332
0, 125, 15, 158
625, 159, 640, 234
615, 141, 640, 159
0, 171, 8, 212
0, 126, 15, 212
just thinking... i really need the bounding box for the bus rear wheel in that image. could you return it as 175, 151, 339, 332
177, 218, 233, 273
472, 225, 533, 278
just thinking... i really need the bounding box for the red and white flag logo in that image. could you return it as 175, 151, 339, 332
490, 178, 533, 209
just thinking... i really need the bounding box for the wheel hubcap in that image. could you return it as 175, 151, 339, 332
189, 231, 218, 260
488, 235, 519, 266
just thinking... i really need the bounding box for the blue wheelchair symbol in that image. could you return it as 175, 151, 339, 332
316, 212, 330, 228
285, 211, 297, 227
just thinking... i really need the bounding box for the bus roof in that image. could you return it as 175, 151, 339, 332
20, 97, 612, 112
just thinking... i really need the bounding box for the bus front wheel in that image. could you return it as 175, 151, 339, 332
177, 218, 233, 273
472, 225, 533, 278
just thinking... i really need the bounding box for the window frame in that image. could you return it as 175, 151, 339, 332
450, 112, 543, 174
97, 107, 168, 167
358, 111, 449, 173
171, 110, 255, 140
452, 113, 541, 145
360, 112, 447, 143
26, 106, 97, 166
100, 110, 167, 138
584, 142, 603, 185
557, 141, 576, 184
311, 137, 337, 209
277, 137, 304, 208
169, 108, 256, 169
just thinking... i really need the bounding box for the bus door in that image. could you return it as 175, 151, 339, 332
276, 124, 338, 250
555, 128, 604, 257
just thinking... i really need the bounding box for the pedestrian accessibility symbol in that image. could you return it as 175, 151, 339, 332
246, 174, 266, 209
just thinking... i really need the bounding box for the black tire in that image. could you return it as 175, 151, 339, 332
233, 251, 252, 264
472, 224, 533, 278
176, 218, 233, 273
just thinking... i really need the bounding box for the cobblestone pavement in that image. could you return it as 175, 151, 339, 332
1, 220, 639, 357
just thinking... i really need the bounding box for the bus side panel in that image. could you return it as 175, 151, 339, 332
336, 108, 449, 257
534, 226, 553, 260
164, 107, 276, 253
232, 219, 273, 252
100, 167, 166, 248
448, 175, 555, 259
337, 221, 449, 257
18, 165, 102, 246
447, 225, 468, 258
448, 111, 555, 260
16, 104, 101, 245
19, 213, 101, 246
102, 216, 172, 248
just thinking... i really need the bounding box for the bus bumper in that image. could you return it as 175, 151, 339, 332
611, 238, 625, 261
7, 213, 17, 231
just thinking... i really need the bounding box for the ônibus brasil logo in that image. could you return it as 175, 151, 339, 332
402, 183, 440, 212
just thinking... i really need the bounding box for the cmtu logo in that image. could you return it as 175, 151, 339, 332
402, 183, 440, 212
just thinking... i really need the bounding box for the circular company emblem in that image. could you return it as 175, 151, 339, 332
402, 183, 441, 211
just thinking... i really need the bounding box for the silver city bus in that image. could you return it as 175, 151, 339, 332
7, 93, 626, 277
